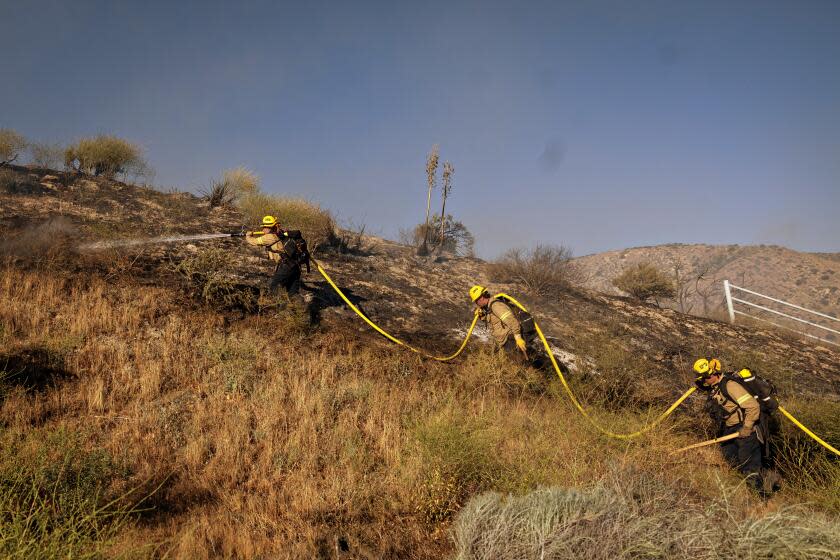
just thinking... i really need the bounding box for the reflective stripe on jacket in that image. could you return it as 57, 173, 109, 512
711, 379, 761, 431
482, 300, 521, 346
245, 232, 297, 264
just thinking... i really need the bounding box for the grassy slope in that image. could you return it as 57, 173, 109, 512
2, 267, 838, 559
1, 167, 839, 558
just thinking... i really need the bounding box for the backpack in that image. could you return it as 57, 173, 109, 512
290, 235, 311, 273
268, 230, 311, 272
490, 295, 536, 340
718, 369, 779, 414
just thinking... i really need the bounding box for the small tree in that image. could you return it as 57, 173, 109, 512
29, 142, 64, 169
64, 135, 146, 178
612, 262, 676, 304
439, 161, 454, 245
671, 260, 695, 314
0, 129, 27, 166
403, 214, 474, 256
491, 244, 579, 296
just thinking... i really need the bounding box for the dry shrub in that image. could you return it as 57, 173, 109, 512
29, 142, 64, 169
0, 168, 22, 193
401, 214, 475, 256
0, 128, 27, 165
64, 135, 146, 178
490, 244, 578, 296
452, 468, 840, 560
238, 191, 336, 250
175, 247, 258, 310
612, 261, 676, 303
202, 167, 260, 208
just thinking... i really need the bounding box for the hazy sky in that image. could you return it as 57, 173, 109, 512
3, 1, 839, 257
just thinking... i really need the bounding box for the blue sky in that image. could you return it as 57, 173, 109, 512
3, 1, 839, 257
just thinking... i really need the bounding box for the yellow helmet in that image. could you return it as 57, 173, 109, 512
469, 285, 488, 302
261, 215, 277, 228
693, 358, 721, 376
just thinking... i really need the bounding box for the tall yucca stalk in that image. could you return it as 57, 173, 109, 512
423, 145, 439, 248
439, 161, 454, 245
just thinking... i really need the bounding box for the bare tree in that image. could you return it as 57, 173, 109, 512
693, 261, 729, 317
671, 260, 696, 314
439, 161, 454, 245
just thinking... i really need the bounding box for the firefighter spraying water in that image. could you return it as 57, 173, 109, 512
79, 215, 311, 308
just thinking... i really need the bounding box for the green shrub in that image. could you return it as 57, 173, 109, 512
238, 191, 336, 250
0, 128, 27, 165
612, 261, 676, 304
0, 428, 141, 559
64, 135, 146, 178
453, 470, 840, 560
490, 244, 579, 296
413, 414, 506, 524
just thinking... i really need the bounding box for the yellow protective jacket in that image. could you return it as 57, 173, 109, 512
711, 378, 761, 432
481, 299, 522, 346
245, 231, 298, 264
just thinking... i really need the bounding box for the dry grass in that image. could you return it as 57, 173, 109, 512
238, 191, 336, 250
453, 468, 840, 560
201, 167, 260, 208
1, 266, 838, 558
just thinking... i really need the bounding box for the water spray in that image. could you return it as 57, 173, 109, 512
79, 231, 256, 251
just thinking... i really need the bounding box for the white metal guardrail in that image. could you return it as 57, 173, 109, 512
723, 280, 840, 347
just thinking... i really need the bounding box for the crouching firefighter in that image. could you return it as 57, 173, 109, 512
469, 285, 538, 364
245, 215, 311, 304
693, 358, 782, 497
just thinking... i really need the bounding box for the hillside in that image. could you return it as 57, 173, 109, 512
573, 243, 840, 328
2, 165, 839, 559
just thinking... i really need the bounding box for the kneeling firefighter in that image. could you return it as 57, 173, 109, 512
693, 358, 781, 496
470, 285, 537, 364
245, 215, 310, 303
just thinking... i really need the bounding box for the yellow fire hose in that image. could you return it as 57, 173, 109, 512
778, 406, 840, 456
315, 260, 478, 361
495, 292, 696, 439
314, 261, 840, 454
